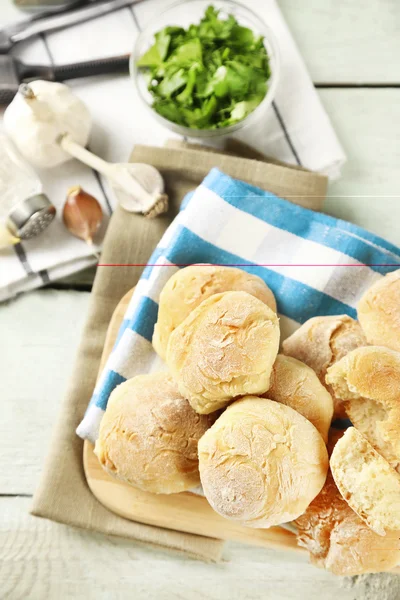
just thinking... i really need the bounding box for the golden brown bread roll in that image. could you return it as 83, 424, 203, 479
166, 291, 280, 414
265, 354, 333, 442
330, 427, 400, 536
358, 269, 400, 351
198, 397, 328, 527
326, 345, 400, 471
153, 265, 277, 360
95, 372, 214, 494
296, 429, 400, 576
282, 315, 367, 419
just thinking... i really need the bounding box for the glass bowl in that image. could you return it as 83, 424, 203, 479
130, 0, 280, 139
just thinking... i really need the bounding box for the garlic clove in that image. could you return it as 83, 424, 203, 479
112, 163, 169, 216
58, 135, 167, 218
63, 186, 103, 245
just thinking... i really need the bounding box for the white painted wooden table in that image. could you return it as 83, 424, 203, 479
1, 1, 400, 599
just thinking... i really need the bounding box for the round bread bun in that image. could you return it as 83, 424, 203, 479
358, 269, 400, 351
330, 427, 400, 536
153, 265, 277, 360
198, 397, 328, 528
326, 346, 400, 471
265, 354, 333, 442
166, 291, 280, 414
296, 429, 400, 576
95, 372, 214, 494
282, 315, 366, 419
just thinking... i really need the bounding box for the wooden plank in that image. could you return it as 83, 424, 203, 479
85, 441, 300, 551
1, 497, 387, 600
279, 0, 400, 84
0, 289, 90, 494
321, 89, 400, 246
135, 0, 400, 84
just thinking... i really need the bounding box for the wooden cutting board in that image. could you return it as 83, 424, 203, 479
83, 288, 300, 551
83, 290, 400, 570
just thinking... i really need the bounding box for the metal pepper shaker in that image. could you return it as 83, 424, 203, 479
0, 135, 56, 241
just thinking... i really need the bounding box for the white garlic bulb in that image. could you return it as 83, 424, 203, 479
4, 80, 92, 169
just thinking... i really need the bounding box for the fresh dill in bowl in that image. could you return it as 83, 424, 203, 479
136, 5, 271, 130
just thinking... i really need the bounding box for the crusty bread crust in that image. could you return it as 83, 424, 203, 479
282, 315, 366, 419
296, 428, 400, 576
265, 354, 333, 442
95, 372, 214, 494
358, 269, 400, 351
153, 265, 276, 360
199, 397, 328, 528
326, 346, 400, 471
166, 291, 280, 414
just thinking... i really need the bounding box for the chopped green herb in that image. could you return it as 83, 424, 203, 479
136, 5, 271, 129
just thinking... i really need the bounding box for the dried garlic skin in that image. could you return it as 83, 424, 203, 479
265, 354, 333, 442
63, 186, 103, 243
166, 291, 280, 414
282, 315, 366, 419
95, 372, 214, 494
326, 345, 400, 472
199, 397, 328, 528
153, 265, 276, 360
4, 80, 91, 169
358, 269, 400, 352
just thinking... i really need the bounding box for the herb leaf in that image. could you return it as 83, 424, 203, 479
137, 4, 271, 129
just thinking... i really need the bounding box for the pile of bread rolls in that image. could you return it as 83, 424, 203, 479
95, 266, 400, 576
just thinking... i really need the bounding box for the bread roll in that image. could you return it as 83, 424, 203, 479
330, 427, 400, 535
95, 372, 214, 494
296, 429, 400, 576
326, 346, 400, 471
265, 354, 333, 442
358, 269, 400, 351
282, 315, 367, 419
166, 291, 280, 414
198, 397, 328, 527
153, 265, 276, 359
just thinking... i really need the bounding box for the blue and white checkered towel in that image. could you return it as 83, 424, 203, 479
77, 168, 400, 443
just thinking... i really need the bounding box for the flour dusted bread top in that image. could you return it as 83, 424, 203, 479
198, 397, 328, 528
358, 269, 400, 351
166, 291, 280, 414
95, 372, 214, 494
282, 315, 366, 419
326, 345, 400, 471
330, 427, 400, 535
265, 354, 333, 442
296, 429, 400, 576
153, 265, 277, 360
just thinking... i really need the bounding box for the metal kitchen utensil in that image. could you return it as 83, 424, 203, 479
0, 0, 144, 53
0, 53, 129, 106
7, 193, 56, 240
13, 0, 85, 14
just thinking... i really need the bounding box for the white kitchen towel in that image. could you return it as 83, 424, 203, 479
77, 168, 400, 443
0, 0, 345, 302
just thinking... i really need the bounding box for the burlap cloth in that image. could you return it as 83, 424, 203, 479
31, 140, 327, 562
